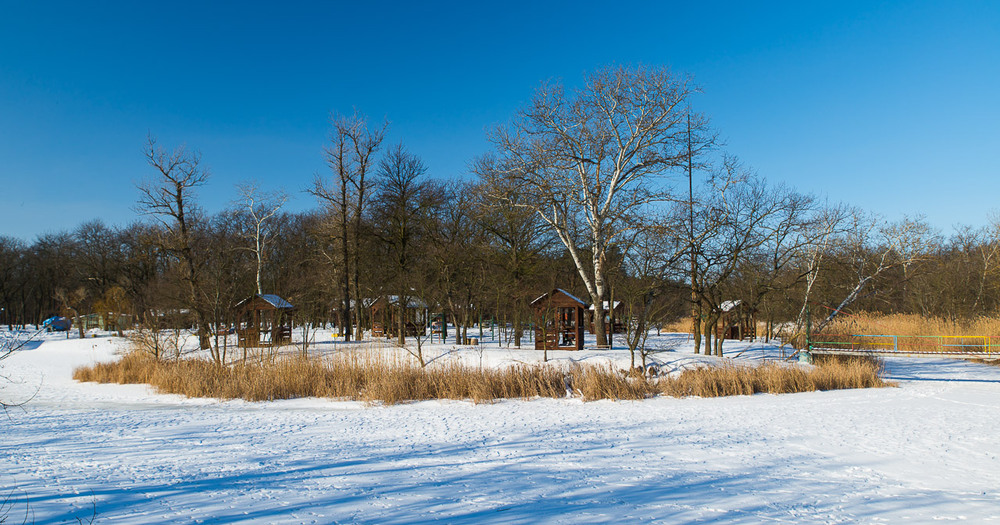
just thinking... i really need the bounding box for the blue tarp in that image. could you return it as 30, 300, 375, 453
42, 316, 72, 331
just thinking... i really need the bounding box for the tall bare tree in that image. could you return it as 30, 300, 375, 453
428, 181, 487, 345
691, 158, 818, 355
235, 181, 287, 295
136, 136, 215, 356
485, 65, 711, 346
472, 175, 555, 347
617, 214, 688, 369
782, 203, 852, 341
0, 237, 27, 330
372, 143, 443, 348
312, 111, 386, 341
812, 214, 934, 333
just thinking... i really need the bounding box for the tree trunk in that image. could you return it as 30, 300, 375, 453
692, 301, 702, 354
593, 250, 608, 347
703, 313, 716, 355
340, 176, 352, 342
397, 295, 406, 347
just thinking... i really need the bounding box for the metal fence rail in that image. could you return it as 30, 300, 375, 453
809, 333, 1000, 359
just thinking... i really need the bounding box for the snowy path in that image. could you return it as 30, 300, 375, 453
2, 335, 1000, 523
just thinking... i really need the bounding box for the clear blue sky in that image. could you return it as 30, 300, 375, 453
2, 1, 998, 240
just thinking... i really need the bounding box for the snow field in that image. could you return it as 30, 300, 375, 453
2, 331, 999, 523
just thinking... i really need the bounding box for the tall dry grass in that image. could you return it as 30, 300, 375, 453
658, 356, 889, 397
822, 312, 1000, 338
74, 349, 892, 403
660, 318, 694, 333
74, 351, 571, 404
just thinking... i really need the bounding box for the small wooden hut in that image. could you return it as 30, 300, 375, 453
234, 294, 294, 348
716, 300, 756, 341
586, 301, 625, 335
532, 289, 586, 351
370, 295, 429, 339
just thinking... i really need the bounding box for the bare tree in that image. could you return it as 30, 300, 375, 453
485, 65, 711, 347
790, 204, 852, 339
969, 220, 1000, 314
813, 214, 934, 333
618, 216, 688, 370
722, 185, 831, 344
473, 172, 557, 347
136, 136, 215, 356
235, 181, 287, 295
691, 159, 815, 356
427, 182, 483, 345
312, 111, 387, 341
372, 144, 443, 347
54, 286, 87, 339
0, 237, 27, 331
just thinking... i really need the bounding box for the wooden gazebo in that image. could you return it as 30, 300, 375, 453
370, 295, 428, 339
586, 300, 625, 335
234, 294, 294, 348
531, 288, 586, 351
716, 300, 756, 341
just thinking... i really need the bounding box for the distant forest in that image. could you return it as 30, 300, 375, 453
2, 66, 996, 355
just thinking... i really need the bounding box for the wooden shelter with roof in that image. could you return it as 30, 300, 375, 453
531, 288, 586, 351
370, 295, 429, 339
234, 294, 294, 348
586, 300, 625, 335
715, 300, 756, 341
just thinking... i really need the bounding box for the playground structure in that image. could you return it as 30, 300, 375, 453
370, 295, 429, 339
808, 333, 1000, 360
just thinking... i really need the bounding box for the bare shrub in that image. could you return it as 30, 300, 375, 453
128, 324, 192, 360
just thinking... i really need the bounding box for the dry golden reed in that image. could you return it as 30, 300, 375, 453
74, 348, 891, 403
661, 318, 694, 334
658, 356, 889, 397
74, 352, 569, 404
823, 312, 1000, 338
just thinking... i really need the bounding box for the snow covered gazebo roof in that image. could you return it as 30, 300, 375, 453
587, 300, 622, 311
530, 288, 587, 307
369, 295, 428, 311
234, 293, 295, 311
720, 300, 742, 313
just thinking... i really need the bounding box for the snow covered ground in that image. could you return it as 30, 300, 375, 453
2, 330, 1000, 523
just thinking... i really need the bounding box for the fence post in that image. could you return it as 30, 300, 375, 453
894, 335, 898, 353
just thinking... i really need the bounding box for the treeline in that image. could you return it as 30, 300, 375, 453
1, 65, 996, 356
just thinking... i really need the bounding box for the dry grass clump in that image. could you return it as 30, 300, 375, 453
658, 357, 890, 397
74, 351, 573, 404
571, 365, 655, 401
809, 354, 890, 389
74, 347, 891, 403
